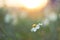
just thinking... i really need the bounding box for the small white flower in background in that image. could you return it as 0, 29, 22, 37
59, 14, 60, 18
42, 19, 50, 26
20, 11, 27, 19
12, 18, 18, 25
48, 12, 57, 21
31, 23, 43, 32
4, 14, 12, 23
11, 14, 18, 25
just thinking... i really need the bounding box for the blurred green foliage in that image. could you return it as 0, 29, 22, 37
0, 7, 60, 40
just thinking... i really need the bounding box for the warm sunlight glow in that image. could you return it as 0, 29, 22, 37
19, 0, 48, 9
5, 0, 48, 9
5, 0, 49, 19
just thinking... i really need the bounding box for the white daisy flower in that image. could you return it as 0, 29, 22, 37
31, 23, 43, 32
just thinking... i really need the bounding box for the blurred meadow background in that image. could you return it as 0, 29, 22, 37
0, 0, 60, 40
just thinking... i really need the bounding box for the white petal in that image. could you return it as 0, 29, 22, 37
35, 25, 40, 29
31, 28, 37, 32
38, 23, 43, 25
